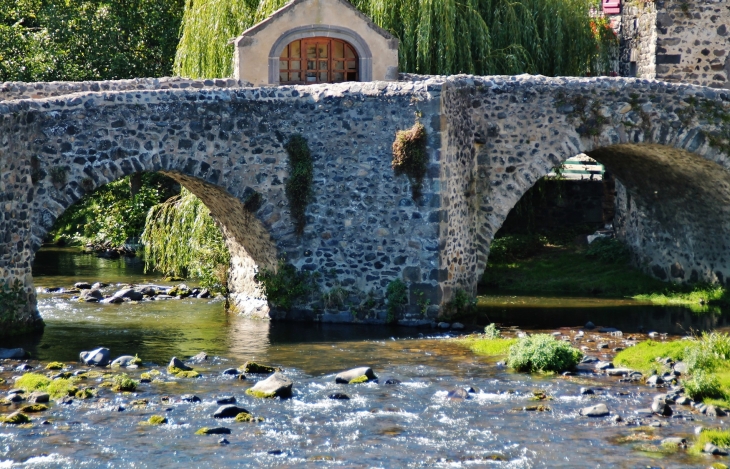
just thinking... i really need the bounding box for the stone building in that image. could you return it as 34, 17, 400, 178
620, 0, 730, 87
232, 0, 399, 85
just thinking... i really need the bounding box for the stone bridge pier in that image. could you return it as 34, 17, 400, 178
1, 75, 729, 335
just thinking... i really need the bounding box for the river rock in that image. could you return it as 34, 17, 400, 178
438, 322, 450, 329
27, 392, 50, 404
222, 368, 240, 376
329, 393, 350, 400
199, 427, 231, 435
74, 282, 92, 289
706, 405, 727, 417
91, 282, 108, 289
15, 364, 33, 372
451, 322, 464, 330
246, 372, 293, 398
675, 396, 692, 405
111, 355, 137, 367
80, 289, 103, 300
191, 352, 208, 363
140, 286, 157, 296
580, 403, 609, 417
335, 367, 377, 384
7, 394, 23, 403
103, 296, 124, 304
112, 288, 143, 301
80, 347, 110, 366
446, 388, 470, 399
213, 405, 249, 418
216, 396, 236, 405
646, 375, 664, 386
197, 289, 211, 299
384, 379, 401, 385
181, 395, 201, 403
651, 400, 672, 416
704, 443, 729, 455
584, 321, 595, 330
219, 438, 229, 445
673, 361, 688, 374
168, 357, 192, 371
661, 437, 687, 447
0, 348, 25, 359
580, 387, 595, 395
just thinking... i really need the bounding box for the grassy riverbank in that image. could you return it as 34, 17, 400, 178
481, 234, 729, 312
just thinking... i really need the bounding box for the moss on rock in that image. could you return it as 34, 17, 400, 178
348, 375, 370, 384
235, 412, 264, 423
45, 362, 65, 370
19, 404, 48, 413
245, 388, 276, 399
1, 412, 30, 424
239, 361, 279, 374
16, 373, 51, 392
140, 415, 168, 425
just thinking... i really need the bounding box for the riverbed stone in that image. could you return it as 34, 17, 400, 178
0, 348, 25, 359
661, 437, 687, 447
335, 367, 377, 384
222, 368, 240, 376
704, 443, 729, 455
15, 364, 33, 372
168, 357, 192, 371
580, 403, 609, 417
80, 347, 110, 366
706, 405, 727, 417
651, 398, 673, 416
329, 393, 350, 400
213, 405, 249, 418
216, 396, 236, 404
111, 355, 138, 367
245, 372, 293, 398
27, 392, 49, 404
646, 375, 664, 386
446, 388, 470, 399
112, 289, 144, 301
74, 282, 92, 289
196, 427, 231, 435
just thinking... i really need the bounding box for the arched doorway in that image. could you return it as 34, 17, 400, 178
279, 37, 358, 85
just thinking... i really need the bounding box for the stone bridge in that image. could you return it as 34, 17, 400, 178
1, 75, 729, 335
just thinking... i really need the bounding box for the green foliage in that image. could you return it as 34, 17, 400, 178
51, 173, 167, 247
488, 234, 545, 263
613, 340, 687, 374
690, 429, 730, 455
284, 135, 313, 235
443, 288, 476, 317
256, 259, 319, 310
585, 238, 630, 264
456, 336, 517, 356
46, 378, 78, 399
507, 334, 582, 373
141, 415, 168, 425
685, 370, 724, 401
111, 373, 138, 392
322, 286, 349, 310
0, 0, 184, 82
392, 122, 428, 199
175, 0, 616, 79
484, 323, 501, 339
684, 332, 730, 372
385, 279, 408, 323
16, 373, 52, 393
142, 187, 230, 293
634, 284, 729, 311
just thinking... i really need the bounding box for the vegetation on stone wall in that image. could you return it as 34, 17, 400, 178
392, 122, 428, 199
0, 280, 25, 325
385, 278, 408, 323
255, 260, 319, 310
175, 0, 617, 79
141, 187, 231, 293
0, 0, 184, 82
284, 134, 313, 235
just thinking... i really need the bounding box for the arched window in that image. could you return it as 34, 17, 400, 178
279, 38, 358, 85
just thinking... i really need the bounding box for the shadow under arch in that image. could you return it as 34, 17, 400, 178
477, 142, 730, 287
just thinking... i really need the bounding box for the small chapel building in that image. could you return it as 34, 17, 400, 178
232, 0, 399, 86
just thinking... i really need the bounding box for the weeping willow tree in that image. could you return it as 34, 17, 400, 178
141, 188, 230, 293
174, 0, 617, 79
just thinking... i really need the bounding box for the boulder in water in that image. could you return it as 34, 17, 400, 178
245, 372, 293, 398
239, 361, 279, 374
168, 357, 192, 372
213, 405, 249, 418
79, 347, 110, 366
446, 388, 470, 399
335, 367, 377, 384
111, 355, 140, 367
112, 288, 144, 301
580, 403, 609, 417
74, 282, 92, 289
27, 392, 50, 404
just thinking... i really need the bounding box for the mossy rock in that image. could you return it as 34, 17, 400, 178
235, 412, 264, 423
348, 375, 370, 384
173, 370, 200, 379
195, 427, 232, 435
19, 404, 48, 413
99, 381, 114, 388
16, 373, 51, 392
45, 362, 65, 370
148, 369, 161, 376
0, 399, 11, 406
75, 388, 96, 399
245, 388, 277, 399
140, 373, 151, 380
130, 399, 149, 407
0, 378, 4, 385
239, 361, 279, 374
140, 415, 168, 425
85, 371, 105, 379
1, 412, 30, 424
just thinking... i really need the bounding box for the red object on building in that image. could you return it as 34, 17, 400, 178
602, 0, 621, 15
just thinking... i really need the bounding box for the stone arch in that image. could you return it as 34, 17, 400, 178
457, 76, 730, 292
268, 25, 373, 84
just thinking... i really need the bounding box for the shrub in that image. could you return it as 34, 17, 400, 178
442, 288, 476, 317
256, 259, 319, 310
584, 237, 630, 264
385, 279, 408, 323
484, 323, 501, 339
392, 122, 427, 199
684, 370, 724, 401
685, 332, 730, 372
508, 334, 582, 373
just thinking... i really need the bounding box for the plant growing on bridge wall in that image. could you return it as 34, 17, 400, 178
558, 94, 609, 137
442, 288, 476, 318
386, 279, 408, 323
392, 122, 428, 199
256, 260, 319, 310
284, 135, 313, 235
0, 280, 25, 325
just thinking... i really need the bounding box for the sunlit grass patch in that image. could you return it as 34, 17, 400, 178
613, 341, 687, 374
454, 336, 517, 357
690, 429, 730, 455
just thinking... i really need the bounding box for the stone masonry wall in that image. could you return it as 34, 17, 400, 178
1, 75, 730, 335
621, 0, 730, 88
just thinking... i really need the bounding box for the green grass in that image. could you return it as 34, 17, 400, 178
482, 238, 729, 310
455, 337, 517, 357
690, 429, 730, 455
613, 341, 688, 374
15, 373, 52, 392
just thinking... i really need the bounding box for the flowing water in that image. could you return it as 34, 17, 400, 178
1, 248, 729, 468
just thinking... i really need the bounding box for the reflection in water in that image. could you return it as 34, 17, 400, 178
477, 294, 730, 335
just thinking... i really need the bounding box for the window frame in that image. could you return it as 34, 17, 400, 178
279, 37, 359, 85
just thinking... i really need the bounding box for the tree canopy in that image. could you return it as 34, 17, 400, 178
175, 0, 616, 79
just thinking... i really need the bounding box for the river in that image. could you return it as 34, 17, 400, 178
1, 247, 728, 468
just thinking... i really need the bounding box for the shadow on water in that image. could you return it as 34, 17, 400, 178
476, 293, 730, 335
